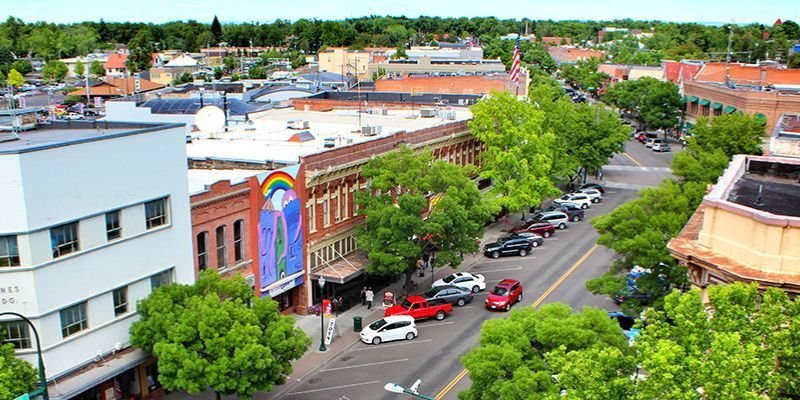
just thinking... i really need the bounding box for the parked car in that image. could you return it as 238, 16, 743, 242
485, 279, 524, 311
433, 272, 486, 293
576, 188, 603, 203
514, 220, 556, 238
578, 183, 605, 195
360, 315, 418, 345
505, 232, 544, 248
545, 202, 585, 222
62, 112, 84, 121
608, 311, 642, 345
423, 285, 473, 307
530, 211, 570, 229
384, 296, 453, 321
638, 132, 659, 143
554, 192, 592, 209
644, 138, 665, 148
652, 143, 672, 152
484, 236, 535, 258
83, 109, 98, 116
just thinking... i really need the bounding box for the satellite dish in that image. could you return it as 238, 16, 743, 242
195, 106, 225, 134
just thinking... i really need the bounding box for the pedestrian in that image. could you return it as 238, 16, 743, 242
360, 286, 367, 306
365, 287, 374, 310
416, 258, 424, 277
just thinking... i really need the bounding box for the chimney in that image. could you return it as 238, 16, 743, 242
760, 67, 768, 84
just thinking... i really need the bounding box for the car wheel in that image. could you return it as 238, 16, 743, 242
592, 198, 600, 203
581, 203, 588, 209
491, 251, 500, 259
519, 249, 527, 257
518, 292, 523, 302
572, 215, 580, 222
435, 310, 446, 320
532, 241, 539, 248
372, 336, 382, 345
406, 332, 416, 341
543, 231, 551, 238
505, 303, 510, 311
457, 298, 466, 307
472, 285, 480, 293
559, 222, 566, 230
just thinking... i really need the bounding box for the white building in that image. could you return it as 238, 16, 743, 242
0, 120, 194, 400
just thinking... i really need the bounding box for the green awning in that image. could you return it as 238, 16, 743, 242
711, 102, 723, 110
680, 96, 689, 103
688, 96, 699, 103
587, 86, 596, 92
756, 113, 767, 125
699, 99, 710, 106
723, 105, 737, 114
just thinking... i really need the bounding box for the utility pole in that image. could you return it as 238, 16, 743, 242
725, 23, 734, 87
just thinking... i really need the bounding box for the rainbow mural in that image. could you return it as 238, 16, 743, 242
256, 166, 303, 291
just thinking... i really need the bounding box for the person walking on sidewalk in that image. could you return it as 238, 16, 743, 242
365, 287, 374, 310
416, 258, 425, 277
360, 286, 367, 306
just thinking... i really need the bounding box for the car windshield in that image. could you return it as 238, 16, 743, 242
560, 195, 571, 200
492, 287, 508, 296
443, 275, 456, 283
532, 213, 544, 220
401, 299, 413, 309
368, 319, 387, 330
424, 288, 439, 297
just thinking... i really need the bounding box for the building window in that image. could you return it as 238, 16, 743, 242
342, 182, 349, 220
105, 210, 122, 241
0, 235, 20, 267
322, 198, 330, 226
60, 302, 88, 338
113, 286, 128, 316
150, 269, 173, 290
216, 225, 227, 269
334, 187, 341, 222
145, 198, 168, 229
233, 220, 245, 263
51, 222, 79, 258
197, 231, 208, 270
1, 320, 31, 349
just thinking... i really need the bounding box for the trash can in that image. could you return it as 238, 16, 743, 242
353, 316, 362, 332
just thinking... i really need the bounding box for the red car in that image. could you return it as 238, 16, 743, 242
514, 221, 556, 238
485, 279, 524, 311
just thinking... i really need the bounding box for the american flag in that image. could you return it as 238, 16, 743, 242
510, 34, 522, 85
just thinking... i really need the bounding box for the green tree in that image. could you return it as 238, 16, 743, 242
222, 56, 236, 72
247, 66, 266, 79
356, 145, 491, 291
603, 77, 681, 131
637, 283, 800, 399
127, 28, 155, 72
469, 91, 561, 214
42, 60, 68, 82
210, 16, 223, 43
213, 67, 223, 80
73, 60, 85, 76
10, 60, 32, 75
390, 46, 408, 60
689, 113, 764, 157
89, 60, 105, 76
173, 72, 193, 85
130, 270, 310, 400
0, 340, 38, 399
6, 68, 24, 87
789, 53, 800, 69
460, 303, 633, 400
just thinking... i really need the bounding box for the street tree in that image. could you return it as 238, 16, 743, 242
460, 304, 633, 400
470, 91, 561, 214
10, 59, 32, 75
603, 77, 681, 131
210, 16, 223, 43
0, 340, 38, 399
687, 113, 764, 157
127, 28, 155, 72
7, 68, 24, 87
130, 270, 310, 400
89, 60, 105, 76
73, 60, 85, 76
356, 145, 491, 291
42, 60, 68, 82
636, 283, 800, 399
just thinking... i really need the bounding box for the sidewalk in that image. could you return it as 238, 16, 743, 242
164, 216, 516, 400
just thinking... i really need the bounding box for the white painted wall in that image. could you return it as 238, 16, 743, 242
105, 101, 196, 133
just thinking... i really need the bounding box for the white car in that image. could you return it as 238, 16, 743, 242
433, 272, 486, 293
360, 315, 417, 345
553, 193, 592, 209
576, 188, 603, 203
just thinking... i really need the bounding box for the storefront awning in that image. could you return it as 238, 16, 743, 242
48, 348, 150, 400
680, 96, 688, 103
311, 251, 368, 284
756, 113, 767, 125
711, 102, 723, 110
723, 105, 737, 114
698, 99, 710, 106
688, 96, 699, 103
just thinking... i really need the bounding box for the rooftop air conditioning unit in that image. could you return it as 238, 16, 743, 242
420, 108, 437, 118
439, 110, 456, 120
362, 125, 382, 136
287, 119, 309, 129
324, 137, 336, 148
371, 107, 388, 115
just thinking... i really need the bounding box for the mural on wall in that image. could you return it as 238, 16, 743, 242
256, 166, 303, 291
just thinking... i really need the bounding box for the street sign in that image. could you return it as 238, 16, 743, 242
14, 393, 30, 400
324, 318, 337, 345
133, 73, 141, 93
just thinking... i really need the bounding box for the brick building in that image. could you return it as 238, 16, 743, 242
374, 73, 528, 96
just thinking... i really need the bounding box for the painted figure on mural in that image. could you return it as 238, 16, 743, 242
258, 169, 304, 289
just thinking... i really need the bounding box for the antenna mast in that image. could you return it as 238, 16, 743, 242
725, 23, 733, 87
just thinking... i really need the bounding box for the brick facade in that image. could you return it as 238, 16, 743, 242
374, 75, 522, 95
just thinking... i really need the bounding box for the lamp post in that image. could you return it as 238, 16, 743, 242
318, 276, 327, 352
0, 312, 49, 400
384, 381, 434, 400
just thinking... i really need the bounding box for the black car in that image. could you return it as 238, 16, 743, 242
484, 237, 535, 259
545, 202, 585, 222
505, 233, 544, 248
423, 285, 474, 307
578, 183, 605, 195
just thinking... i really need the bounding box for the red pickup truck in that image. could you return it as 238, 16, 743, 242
384, 295, 453, 321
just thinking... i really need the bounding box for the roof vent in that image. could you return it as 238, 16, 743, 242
371, 107, 388, 116
420, 108, 437, 118
287, 119, 309, 129
362, 125, 382, 136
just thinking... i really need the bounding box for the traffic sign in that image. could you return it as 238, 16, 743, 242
14, 393, 30, 400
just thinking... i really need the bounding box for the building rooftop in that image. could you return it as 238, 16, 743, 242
185, 106, 472, 166
725, 158, 800, 217
187, 168, 258, 195
0, 121, 183, 154
693, 62, 800, 86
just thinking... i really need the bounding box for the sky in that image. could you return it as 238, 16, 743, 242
4, 0, 798, 25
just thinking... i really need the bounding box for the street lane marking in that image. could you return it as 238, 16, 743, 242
472, 266, 523, 273
433, 244, 601, 400
285, 380, 381, 396
349, 339, 433, 351
419, 321, 455, 328
622, 152, 643, 167
319, 358, 408, 372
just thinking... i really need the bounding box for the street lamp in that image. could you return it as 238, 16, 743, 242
384, 380, 434, 400
0, 312, 49, 400
318, 276, 327, 352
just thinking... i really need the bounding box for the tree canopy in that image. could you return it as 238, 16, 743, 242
41, 60, 68, 82
127, 28, 155, 72
0, 339, 38, 400
603, 77, 682, 131
130, 270, 310, 400
356, 145, 491, 290
6, 68, 24, 87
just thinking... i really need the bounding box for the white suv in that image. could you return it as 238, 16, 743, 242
554, 193, 592, 209
531, 211, 570, 230
576, 188, 603, 203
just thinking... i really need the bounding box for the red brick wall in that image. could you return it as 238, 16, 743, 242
374, 75, 508, 94
190, 179, 253, 279
293, 98, 422, 111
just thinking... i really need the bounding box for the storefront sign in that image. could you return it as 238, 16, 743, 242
324, 318, 337, 345
0, 285, 21, 305
262, 273, 303, 298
